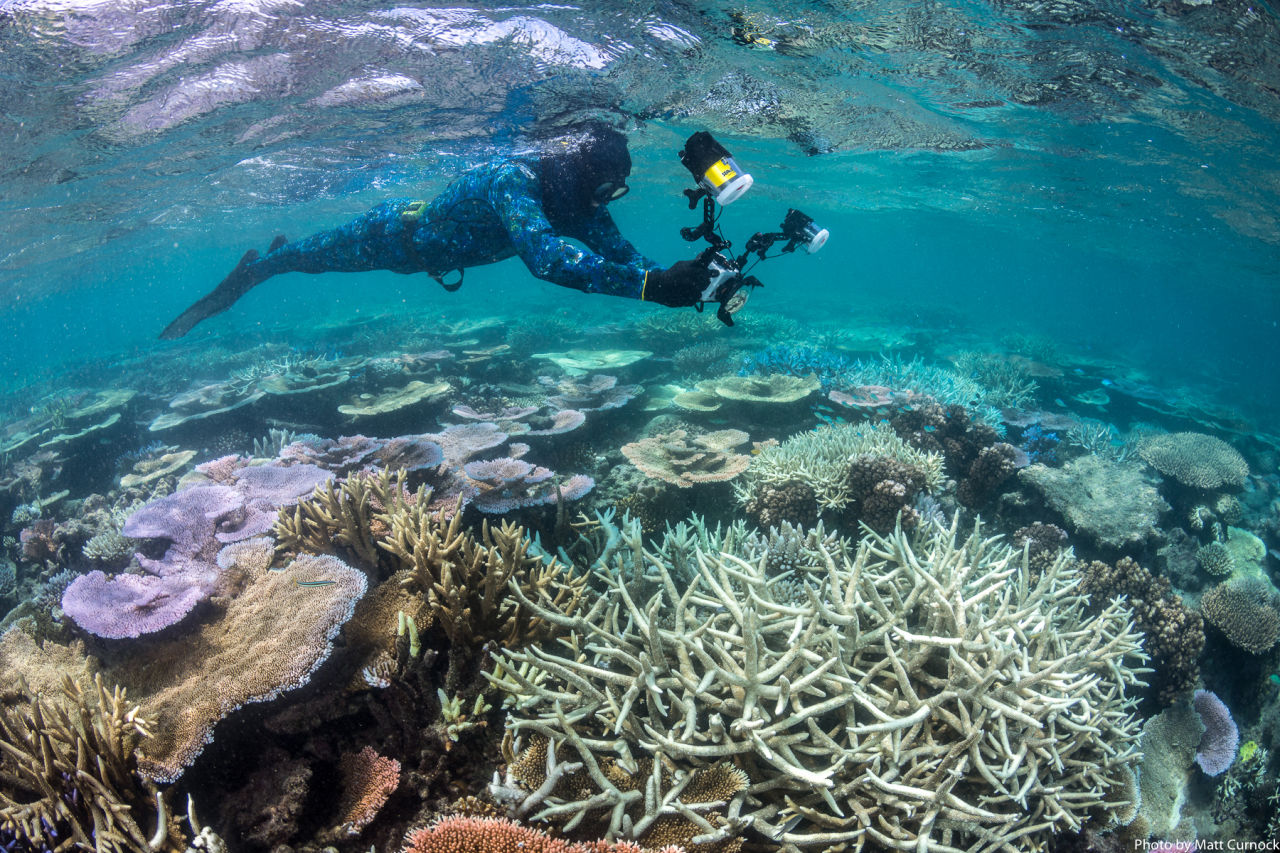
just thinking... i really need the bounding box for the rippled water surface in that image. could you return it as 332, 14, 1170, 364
1, 0, 1278, 418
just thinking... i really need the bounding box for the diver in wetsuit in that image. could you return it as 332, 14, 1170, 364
159, 123, 712, 339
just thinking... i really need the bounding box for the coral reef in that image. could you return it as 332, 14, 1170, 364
1078, 556, 1203, 706
735, 422, 942, 519
490, 516, 1146, 852
1019, 455, 1168, 550
0, 675, 180, 853
621, 429, 751, 488
1137, 431, 1249, 489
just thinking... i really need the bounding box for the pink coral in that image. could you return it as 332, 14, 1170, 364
401, 816, 685, 853
336, 746, 400, 835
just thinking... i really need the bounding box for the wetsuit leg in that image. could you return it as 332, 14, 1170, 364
159, 201, 416, 339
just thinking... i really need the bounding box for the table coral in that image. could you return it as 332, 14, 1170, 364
621, 429, 751, 488
1137, 431, 1249, 489
491, 516, 1146, 852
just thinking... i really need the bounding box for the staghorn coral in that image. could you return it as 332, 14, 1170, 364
1200, 577, 1280, 654
381, 502, 584, 651
0, 675, 181, 853
403, 814, 686, 853
274, 467, 411, 570
621, 429, 751, 488
735, 422, 942, 516
1079, 556, 1203, 706
277, 468, 586, 657
490, 516, 1146, 852
1137, 431, 1249, 489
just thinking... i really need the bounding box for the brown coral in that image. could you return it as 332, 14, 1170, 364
1201, 578, 1280, 654
621, 429, 750, 488
843, 454, 925, 532
0, 675, 179, 853
1080, 556, 1204, 706
742, 480, 818, 530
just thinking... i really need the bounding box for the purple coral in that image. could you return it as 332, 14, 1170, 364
61, 570, 212, 640
62, 465, 331, 640
1191, 689, 1238, 777
525, 409, 586, 436
463, 457, 593, 514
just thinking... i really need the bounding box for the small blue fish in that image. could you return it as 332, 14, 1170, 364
923, 425, 936, 432
1100, 378, 1113, 387
1054, 398, 1066, 407
1072, 368, 1085, 375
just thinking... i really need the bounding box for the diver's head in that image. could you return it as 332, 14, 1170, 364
540, 122, 632, 221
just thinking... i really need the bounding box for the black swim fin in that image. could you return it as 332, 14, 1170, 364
159, 248, 264, 340
267, 234, 287, 253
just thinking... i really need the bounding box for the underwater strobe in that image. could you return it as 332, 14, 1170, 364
676, 131, 829, 325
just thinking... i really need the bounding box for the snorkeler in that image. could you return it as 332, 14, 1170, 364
159, 123, 713, 339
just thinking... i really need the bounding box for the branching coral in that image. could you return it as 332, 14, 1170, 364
0, 675, 180, 853
490, 516, 1146, 852
276, 468, 586, 653
734, 423, 942, 516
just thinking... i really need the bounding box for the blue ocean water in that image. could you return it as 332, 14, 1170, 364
0, 0, 1276, 418
3, 0, 1280, 849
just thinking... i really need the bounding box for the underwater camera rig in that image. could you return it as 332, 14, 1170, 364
677, 131, 829, 325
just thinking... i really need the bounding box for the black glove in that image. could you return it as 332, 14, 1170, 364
641, 260, 712, 307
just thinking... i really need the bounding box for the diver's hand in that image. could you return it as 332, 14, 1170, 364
641, 260, 711, 307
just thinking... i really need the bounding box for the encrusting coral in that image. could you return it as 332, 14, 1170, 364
489, 514, 1147, 852
0, 675, 181, 853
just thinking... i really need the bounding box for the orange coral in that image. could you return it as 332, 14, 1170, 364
336, 746, 400, 835
402, 816, 685, 853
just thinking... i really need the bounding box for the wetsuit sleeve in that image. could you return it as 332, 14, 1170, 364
489, 167, 648, 299
579, 208, 659, 270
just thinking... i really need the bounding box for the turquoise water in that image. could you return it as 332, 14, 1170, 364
4, 0, 1280, 850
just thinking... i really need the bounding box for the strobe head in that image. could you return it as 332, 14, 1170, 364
782, 208, 829, 254
679, 131, 754, 205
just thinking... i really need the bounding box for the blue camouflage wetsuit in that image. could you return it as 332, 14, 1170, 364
248, 156, 658, 299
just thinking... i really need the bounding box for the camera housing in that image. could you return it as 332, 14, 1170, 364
676, 131, 829, 325
679, 131, 754, 206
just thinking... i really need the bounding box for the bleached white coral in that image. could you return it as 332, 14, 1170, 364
734, 422, 943, 512
491, 515, 1147, 852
